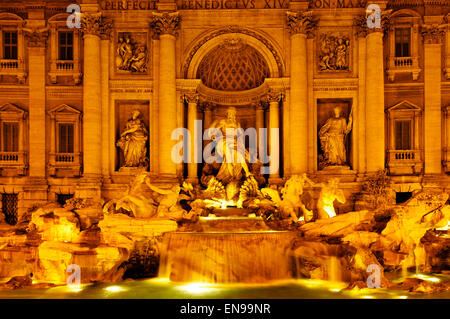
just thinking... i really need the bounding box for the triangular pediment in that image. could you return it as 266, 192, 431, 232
0, 103, 26, 115
387, 100, 421, 112
48, 104, 81, 115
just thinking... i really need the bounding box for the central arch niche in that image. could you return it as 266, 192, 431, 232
196, 39, 270, 91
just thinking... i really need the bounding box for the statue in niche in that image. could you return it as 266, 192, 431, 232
116, 33, 148, 73
319, 33, 350, 71
201, 107, 261, 206
117, 110, 148, 167
318, 106, 352, 168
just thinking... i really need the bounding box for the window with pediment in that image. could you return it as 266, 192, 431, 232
0, 13, 26, 84
386, 100, 423, 176
0, 103, 27, 176
48, 104, 82, 177
48, 14, 82, 85
386, 10, 421, 82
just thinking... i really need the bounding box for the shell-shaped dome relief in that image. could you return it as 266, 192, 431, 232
196, 39, 270, 92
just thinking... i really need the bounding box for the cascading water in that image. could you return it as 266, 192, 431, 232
158, 215, 297, 283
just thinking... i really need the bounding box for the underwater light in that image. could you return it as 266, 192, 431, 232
105, 286, 125, 292
362, 295, 374, 299
176, 283, 216, 294
414, 274, 441, 283
66, 285, 83, 292
329, 288, 341, 292
398, 295, 408, 299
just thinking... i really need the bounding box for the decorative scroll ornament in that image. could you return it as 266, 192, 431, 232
421, 24, 445, 44
286, 11, 318, 36
151, 12, 181, 37
81, 12, 113, 37
24, 28, 49, 47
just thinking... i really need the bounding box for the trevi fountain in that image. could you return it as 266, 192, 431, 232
0, 106, 447, 299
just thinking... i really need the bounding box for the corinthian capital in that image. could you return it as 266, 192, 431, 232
286, 11, 318, 36
266, 89, 283, 103
24, 28, 49, 47
421, 24, 445, 44
81, 12, 113, 38
184, 91, 199, 104
151, 12, 181, 37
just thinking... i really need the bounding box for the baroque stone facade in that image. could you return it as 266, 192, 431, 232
0, 0, 449, 221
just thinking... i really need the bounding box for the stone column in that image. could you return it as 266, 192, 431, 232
23, 28, 49, 214
185, 92, 199, 183
267, 90, 282, 181
362, 16, 386, 173
203, 102, 213, 151
422, 25, 444, 176
100, 29, 112, 183
78, 13, 111, 198
151, 12, 181, 181
356, 27, 367, 176
286, 11, 317, 175
255, 102, 265, 153
203, 102, 213, 130
26, 30, 48, 179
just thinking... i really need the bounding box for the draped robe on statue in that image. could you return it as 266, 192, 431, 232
319, 116, 351, 166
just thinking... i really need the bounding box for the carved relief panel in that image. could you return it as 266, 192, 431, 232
317, 32, 351, 73
115, 32, 149, 74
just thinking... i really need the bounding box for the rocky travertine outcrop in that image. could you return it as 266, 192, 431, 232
0, 204, 177, 287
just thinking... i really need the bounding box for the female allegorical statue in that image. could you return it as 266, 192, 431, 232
117, 110, 148, 167
318, 106, 352, 166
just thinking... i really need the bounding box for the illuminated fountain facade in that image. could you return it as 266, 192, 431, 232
0, 0, 448, 296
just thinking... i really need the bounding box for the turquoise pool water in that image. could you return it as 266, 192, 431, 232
0, 274, 448, 299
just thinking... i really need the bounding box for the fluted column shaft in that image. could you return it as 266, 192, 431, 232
186, 94, 199, 182
100, 35, 111, 180
286, 11, 316, 175
81, 13, 111, 179
26, 31, 47, 178
365, 31, 385, 173
268, 92, 281, 179
423, 26, 443, 175
83, 33, 101, 177
152, 12, 180, 179
255, 104, 265, 153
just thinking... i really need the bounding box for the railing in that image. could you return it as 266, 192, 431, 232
56, 60, 75, 71
394, 57, 413, 68
51, 152, 81, 165
55, 153, 76, 163
388, 150, 421, 161
0, 152, 20, 162
0, 152, 27, 175
49, 152, 81, 176
0, 59, 19, 70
